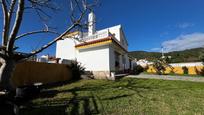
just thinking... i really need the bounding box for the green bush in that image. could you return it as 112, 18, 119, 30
152, 60, 166, 75
132, 65, 144, 75
70, 61, 85, 80
195, 66, 204, 76
152, 57, 174, 75
182, 66, 189, 74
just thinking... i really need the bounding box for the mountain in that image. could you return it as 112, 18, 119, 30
128, 48, 204, 63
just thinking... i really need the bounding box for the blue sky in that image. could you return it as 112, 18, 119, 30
96, 0, 204, 52
1, 0, 204, 56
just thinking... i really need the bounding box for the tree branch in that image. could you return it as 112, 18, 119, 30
22, 2, 90, 60
7, 0, 24, 56
15, 30, 59, 40
2, 0, 17, 47
28, 0, 59, 11
8, 0, 17, 26
22, 23, 78, 60
74, 0, 83, 13
8, 0, 16, 13
1, 0, 9, 46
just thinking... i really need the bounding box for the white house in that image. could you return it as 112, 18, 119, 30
56, 12, 130, 79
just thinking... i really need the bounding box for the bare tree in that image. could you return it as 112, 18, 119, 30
0, 0, 97, 91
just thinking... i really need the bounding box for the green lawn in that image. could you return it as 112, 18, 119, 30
22, 78, 204, 115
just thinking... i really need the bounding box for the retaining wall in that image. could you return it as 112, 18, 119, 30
11, 61, 72, 87
146, 62, 204, 75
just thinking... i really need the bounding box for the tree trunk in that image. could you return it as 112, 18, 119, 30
0, 58, 16, 91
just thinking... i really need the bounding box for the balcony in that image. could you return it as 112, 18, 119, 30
82, 29, 111, 41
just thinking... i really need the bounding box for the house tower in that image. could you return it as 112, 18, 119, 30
88, 12, 96, 36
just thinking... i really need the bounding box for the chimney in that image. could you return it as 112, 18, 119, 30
88, 12, 96, 36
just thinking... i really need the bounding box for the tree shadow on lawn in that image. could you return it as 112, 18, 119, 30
21, 96, 100, 115
20, 81, 140, 114
37, 78, 160, 100
21, 78, 194, 114
21, 87, 100, 115
102, 94, 134, 100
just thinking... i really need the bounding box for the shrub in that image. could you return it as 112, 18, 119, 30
132, 65, 144, 75
152, 57, 174, 75
199, 68, 204, 76
195, 66, 204, 76
70, 61, 85, 80
152, 60, 166, 75
182, 66, 189, 74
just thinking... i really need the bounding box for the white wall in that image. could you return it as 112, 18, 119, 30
170, 62, 203, 67
56, 38, 77, 61
108, 25, 128, 51
109, 25, 121, 42
77, 45, 110, 71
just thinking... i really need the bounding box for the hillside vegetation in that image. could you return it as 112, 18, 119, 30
128, 48, 204, 63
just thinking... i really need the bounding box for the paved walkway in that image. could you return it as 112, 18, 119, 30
127, 74, 204, 82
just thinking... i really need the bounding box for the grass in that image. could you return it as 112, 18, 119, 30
143, 71, 204, 77
21, 78, 204, 115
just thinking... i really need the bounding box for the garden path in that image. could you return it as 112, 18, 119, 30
128, 74, 204, 82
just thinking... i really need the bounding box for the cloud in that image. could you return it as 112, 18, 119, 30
162, 33, 204, 52
160, 32, 169, 37
150, 48, 161, 52
177, 23, 194, 29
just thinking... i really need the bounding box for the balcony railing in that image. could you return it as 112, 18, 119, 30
82, 30, 110, 41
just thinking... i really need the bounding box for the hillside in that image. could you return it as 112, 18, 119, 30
128, 48, 204, 63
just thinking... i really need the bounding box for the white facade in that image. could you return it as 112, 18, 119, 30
56, 37, 78, 61
56, 13, 130, 78
170, 62, 203, 67
77, 45, 110, 71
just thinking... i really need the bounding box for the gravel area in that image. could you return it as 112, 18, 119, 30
127, 74, 204, 82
